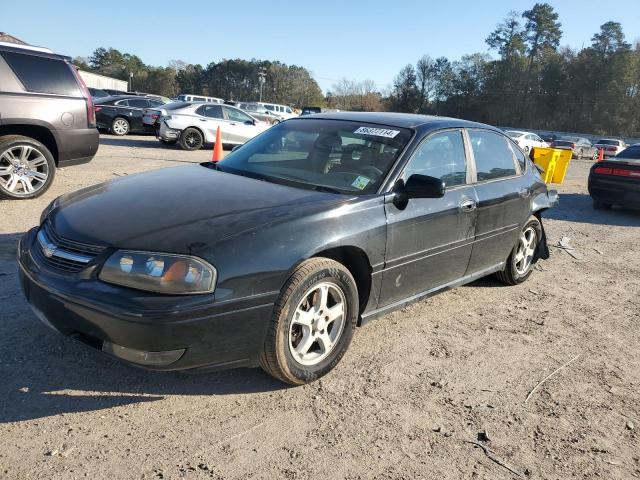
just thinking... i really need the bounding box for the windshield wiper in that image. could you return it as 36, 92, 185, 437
312, 185, 343, 194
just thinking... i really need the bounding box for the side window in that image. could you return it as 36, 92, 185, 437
223, 106, 253, 123
115, 99, 129, 106
286, 107, 292, 114
148, 100, 163, 107
128, 98, 148, 108
196, 105, 224, 119
510, 141, 527, 171
403, 130, 467, 188
264, 104, 275, 111
1, 52, 80, 96
193, 96, 206, 102
468, 130, 517, 181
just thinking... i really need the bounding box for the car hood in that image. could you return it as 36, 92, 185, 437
49, 165, 350, 253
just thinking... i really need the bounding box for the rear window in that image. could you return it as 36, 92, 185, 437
596, 139, 619, 146
617, 146, 640, 159
506, 132, 522, 139
1, 51, 80, 96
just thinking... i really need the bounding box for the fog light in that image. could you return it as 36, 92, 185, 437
102, 341, 185, 366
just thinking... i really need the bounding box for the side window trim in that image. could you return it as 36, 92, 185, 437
399, 127, 470, 190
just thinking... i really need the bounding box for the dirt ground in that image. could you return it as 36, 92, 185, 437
1, 135, 639, 480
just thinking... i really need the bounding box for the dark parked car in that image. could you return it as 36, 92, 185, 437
103, 88, 128, 96
95, 95, 168, 135
0, 42, 98, 199
551, 136, 598, 160
18, 113, 557, 384
301, 106, 322, 115
588, 143, 640, 209
88, 87, 110, 100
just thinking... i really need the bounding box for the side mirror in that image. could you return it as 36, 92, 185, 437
403, 174, 445, 199
244, 119, 256, 125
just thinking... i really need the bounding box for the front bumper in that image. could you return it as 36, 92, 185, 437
17, 227, 274, 371
157, 121, 181, 141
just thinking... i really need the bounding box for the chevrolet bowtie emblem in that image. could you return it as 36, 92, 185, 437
42, 242, 57, 258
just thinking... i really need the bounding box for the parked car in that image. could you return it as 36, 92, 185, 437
301, 106, 322, 116
237, 102, 283, 124
142, 101, 192, 129
255, 102, 297, 119
551, 136, 598, 160
18, 112, 557, 384
505, 130, 548, 153
95, 95, 168, 135
88, 87, 110, 100
593, 138, 627, 158
103, 88, 128, 96
588, 143, 640, 210
540, 133, 557, 143
157, 103, 270, 150
176, 94, 224, 104
0, 41, 98, 199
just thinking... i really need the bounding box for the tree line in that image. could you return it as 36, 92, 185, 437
378, 3, 640, 137
74, 50, 325, 107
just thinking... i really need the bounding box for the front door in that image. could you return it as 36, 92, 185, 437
222, 106, 259, 143
465, 129, 532, 273
379, 129, 477, 307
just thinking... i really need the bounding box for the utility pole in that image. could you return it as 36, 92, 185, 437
129, 72, 133, 92
258, 68, 266, 102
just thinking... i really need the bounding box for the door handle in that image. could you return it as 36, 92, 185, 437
199, 118, 206, 121
459, 199, 476, 212
519, 188, 530, 198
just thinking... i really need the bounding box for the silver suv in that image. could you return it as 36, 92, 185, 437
0, 41, 99, 199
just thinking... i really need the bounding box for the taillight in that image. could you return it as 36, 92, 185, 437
594, 167, 612, 174
571, 143, 576, 148
594, 166, 640, 178
69, 64, 95, 127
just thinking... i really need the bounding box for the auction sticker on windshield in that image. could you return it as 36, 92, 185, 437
354, 126, 400, 138
351, 175, 371, 190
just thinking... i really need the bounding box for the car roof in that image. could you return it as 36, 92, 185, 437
505, 130, 530, 135
0, 41, 70, 61
296, 112, 497, 131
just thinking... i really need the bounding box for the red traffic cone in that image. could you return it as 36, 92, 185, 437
597, 148, 604, 161
212, 127, 223, 162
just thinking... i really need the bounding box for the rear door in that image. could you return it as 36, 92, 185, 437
123, 97, 149, 131
222, 106, 261, 143
194, 104, 225, 141
465, 129, 531, 274
380, 129, 477, 307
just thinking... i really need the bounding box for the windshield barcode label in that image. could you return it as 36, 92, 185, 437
354, 127, 400, 138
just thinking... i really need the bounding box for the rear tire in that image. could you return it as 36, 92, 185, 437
179, 128, 204, 151
495, 216, 542, 286
0, 135, 55, 199
260, 258, 358, 385
111, 117, 130, 136
593, 200, 612, 210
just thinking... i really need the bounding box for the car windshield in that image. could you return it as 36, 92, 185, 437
616, 146, 640, 159
217, 119, 413, 194
596, 139, 618, 145
506, 131, 523, 139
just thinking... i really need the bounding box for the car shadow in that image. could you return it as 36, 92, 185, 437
0, 233, 286, 423
99, 137, 171, 149
544, 192, 640, 227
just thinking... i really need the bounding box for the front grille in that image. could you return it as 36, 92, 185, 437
35, 221, 107, 273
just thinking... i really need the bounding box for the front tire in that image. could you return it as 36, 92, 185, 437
111, 117, 130, 136
0, 135, 55, 199
495, 216, 542, 285
260, 258, 358, 385
179, 128, 204, 151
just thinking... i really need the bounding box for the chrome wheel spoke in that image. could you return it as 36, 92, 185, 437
7, 175, 20, 192
19, 146, 32, 163
20, 177, 35, 193
0, 165, 12, 176
28, 155, 47, 168
26, 170, 48, 182
292, 309, 314, 328
294, 330, 315, 357
316, 331, 333, 353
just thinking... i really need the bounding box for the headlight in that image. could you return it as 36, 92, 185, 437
40, 198, 58, 224
99, 251, 216, 295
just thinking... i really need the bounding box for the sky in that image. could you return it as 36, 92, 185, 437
2, 0, 639, 92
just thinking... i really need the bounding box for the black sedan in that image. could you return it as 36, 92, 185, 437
95, 95, 167, 135
18, 113, 558, 385
588, 144, 640, 209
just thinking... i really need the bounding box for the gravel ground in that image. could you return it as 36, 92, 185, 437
1, 135, 639, 479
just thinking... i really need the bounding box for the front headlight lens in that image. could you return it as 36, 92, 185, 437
99, 251, 216, 295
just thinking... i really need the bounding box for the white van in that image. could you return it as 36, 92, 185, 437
177, 94, 224, 104
256, 102, 297, 119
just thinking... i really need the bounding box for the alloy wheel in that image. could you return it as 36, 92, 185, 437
0, 145, 50, 197
288, 282, 347, 366
113, 118, 129, 135
185, 131, 200, 148
514, 226, 537, 275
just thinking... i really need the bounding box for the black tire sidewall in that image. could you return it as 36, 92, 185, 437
0, 137, 56, 200
277, 265, 358, 383
508, 217, 542, 283
111, 117, 129, 136
180, 128, 203, 151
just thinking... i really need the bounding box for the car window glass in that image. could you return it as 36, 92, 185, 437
196, 105, 224, 119
469, 130, 517, 181
148, 100, 163, 107
1, 52, 81, 96
403, 130, 467, 188
193, 96, 206, 102
115, 99, 129, 106
511, 141, 526, 171
618, 146, 640, 159
264, 105, 275, 111
286, 107, 292, 113
128, 98, 148, 108
224, 107, 253, 123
